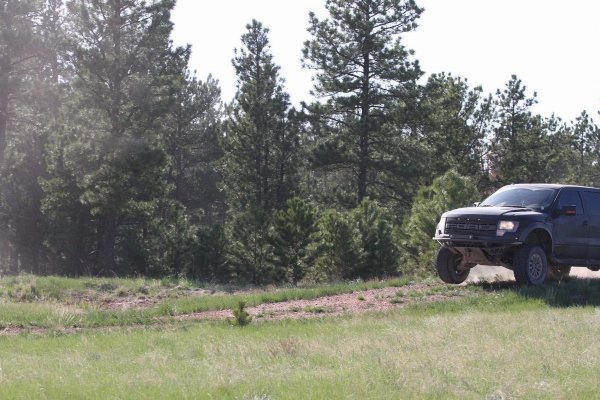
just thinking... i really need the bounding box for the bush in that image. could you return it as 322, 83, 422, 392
226, 209, 272, 285
351, 198, 399, 279
188, 224, 228, 282
399, 171, 479, 276
312, 210, 364, 281
268, 198, 319, 284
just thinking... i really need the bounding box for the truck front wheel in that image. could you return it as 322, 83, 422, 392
513, 244, 547, 285
437, 247, 469, 284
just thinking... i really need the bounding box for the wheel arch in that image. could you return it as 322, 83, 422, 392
521, 226, 553, 256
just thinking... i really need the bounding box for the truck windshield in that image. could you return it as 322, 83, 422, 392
479, 187, 557, 210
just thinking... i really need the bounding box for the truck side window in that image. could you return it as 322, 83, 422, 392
557, 190, 584, 214
582, 191, 600, 215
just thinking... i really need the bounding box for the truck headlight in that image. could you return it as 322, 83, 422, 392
496, 220, 519, 236
436, 217, 446, 235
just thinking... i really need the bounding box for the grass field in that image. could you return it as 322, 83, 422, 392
1, 276, 600, 399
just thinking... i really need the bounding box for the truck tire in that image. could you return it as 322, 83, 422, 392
547, 265, 571, 281
513, 244, 547, 285
437, 247, 469, 284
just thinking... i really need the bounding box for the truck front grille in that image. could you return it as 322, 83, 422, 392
445, 218, 497, 236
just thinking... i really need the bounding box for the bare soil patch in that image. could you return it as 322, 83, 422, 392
179, 283, 466, 322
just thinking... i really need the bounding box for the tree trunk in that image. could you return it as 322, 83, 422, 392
358, 43, 371, 204
98, 214, 117, 276
0, 86, 8, 163
358, 134, 368, 203
8, 243, 18, 275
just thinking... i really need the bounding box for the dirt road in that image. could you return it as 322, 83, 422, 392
467, 265, 600, 282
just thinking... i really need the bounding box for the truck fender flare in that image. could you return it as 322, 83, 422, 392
519, 223, 553, 250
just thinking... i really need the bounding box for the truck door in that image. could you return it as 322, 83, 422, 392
582, 191, 600, 263
553, 189, 588, 260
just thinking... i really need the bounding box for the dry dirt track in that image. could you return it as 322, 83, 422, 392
467, 265, 600, 282
178, 283, 459, 323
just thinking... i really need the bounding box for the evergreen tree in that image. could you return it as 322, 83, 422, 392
221, 20, 299, 214
313, 209, 364, 281
303, 0, 423, 206
220, 20, 300, 283
488, 75, 561, 185
418, 73, 492, 187
188, 224, 228, 282
0, 0, 38, 272
0, 0, 41, 163
42, 0, 184, 275
0, 0, 71, 273
351, 198, 398, 279
268, 197, 318, 283
565, 111, 600, 185
163, 71, 224, 225
227, 208, 272, 284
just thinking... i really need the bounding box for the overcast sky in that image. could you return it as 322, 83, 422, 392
170, 0, 600, 122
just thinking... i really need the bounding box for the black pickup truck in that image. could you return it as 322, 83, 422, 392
433, 184, 600, 285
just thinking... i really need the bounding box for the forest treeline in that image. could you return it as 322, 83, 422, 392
1, 0, 599, 282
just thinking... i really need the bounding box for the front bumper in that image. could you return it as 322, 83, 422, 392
433, 233, 523, 248
433, 234, 523, 267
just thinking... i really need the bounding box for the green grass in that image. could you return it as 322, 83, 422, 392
1, 285, 600, 399
0, 275, 412, 329
3, 275, 600, 398
0, 274, 189, 303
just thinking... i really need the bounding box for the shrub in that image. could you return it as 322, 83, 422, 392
188, 224, 228, 282
399, 170, 479, 276
351, 198, 399, 279
312, 210, 364, 281
226, 209, 272, 285
268, 198, 319, 284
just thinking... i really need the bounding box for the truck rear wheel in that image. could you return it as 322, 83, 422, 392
437, 247, 469, 284
513, 244, 547, 285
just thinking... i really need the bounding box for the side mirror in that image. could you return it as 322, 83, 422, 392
562, 205, 577, 216
473, 202, 480, 207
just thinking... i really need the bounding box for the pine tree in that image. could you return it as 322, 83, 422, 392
268, 197, 318, 283
488, 75, 561, 185
221, 19, 299, 214
418, 73, 491, 186
303, 0, 423, 206
313, 209, 364, 281
566, 111, 600, 185
162, 71, 224, 225
42, 0, 184, 275
220, 20, 300, 283
0, 0, 72, 273
351, 198, 398, 279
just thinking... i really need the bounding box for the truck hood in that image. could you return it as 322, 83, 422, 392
441, 206, 545, 219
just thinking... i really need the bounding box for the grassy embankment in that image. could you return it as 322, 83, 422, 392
0, 274, 412, 329
1, 276, 600, 398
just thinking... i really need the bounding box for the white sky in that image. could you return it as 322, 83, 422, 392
171, 0, 600, 122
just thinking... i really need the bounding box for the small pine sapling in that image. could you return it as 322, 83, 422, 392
231, 301, 252, 326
